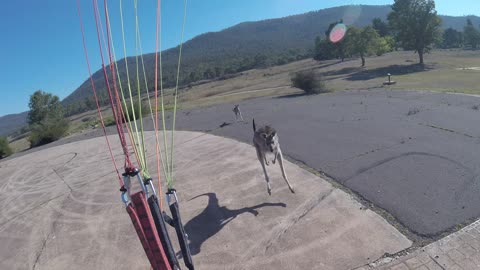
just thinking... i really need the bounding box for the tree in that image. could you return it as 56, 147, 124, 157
326, 20, 350, 61
237, 57, 254, 72
388, 0, 442, 64
0, 136, 13, 159
203, 68, 215, 79
224, 67, 235, 74
464, 19, 480, 49
27, 90, 69, 147
28, 90, 63, 125
84, 97, 95, 110
376, 36, 395, 56
313, 37, 336, 60
188, 71, 198, 82
372, 18, 390, 37
348, 26, 380, 67
253, 54, 268, 68
442, 28, 464, 48
214, 67, 222, 77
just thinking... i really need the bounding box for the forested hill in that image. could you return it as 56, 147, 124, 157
63, 4, 480, 108
63, 5, 392, 106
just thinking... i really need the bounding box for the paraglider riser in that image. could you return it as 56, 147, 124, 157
127, 191, 172, 270
148, 195, 181, 269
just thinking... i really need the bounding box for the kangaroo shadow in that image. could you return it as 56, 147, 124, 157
184, 193, 286, 255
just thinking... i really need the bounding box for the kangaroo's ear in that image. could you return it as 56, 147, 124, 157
272, 131, 277, 136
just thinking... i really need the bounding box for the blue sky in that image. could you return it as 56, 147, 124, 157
0, 0, 478, 116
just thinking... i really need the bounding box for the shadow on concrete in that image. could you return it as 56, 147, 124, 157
184, 193, 286, 255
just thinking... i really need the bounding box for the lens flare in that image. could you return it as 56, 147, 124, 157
329, 23, 347, 43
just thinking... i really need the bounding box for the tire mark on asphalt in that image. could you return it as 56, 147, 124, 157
343, 152, 476, 185
325, 138, 414, 168
419, 123, 476, 139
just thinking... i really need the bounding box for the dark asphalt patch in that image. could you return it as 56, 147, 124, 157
171, 89, 480, 236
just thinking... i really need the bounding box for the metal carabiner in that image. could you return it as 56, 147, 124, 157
121, 174, 132, 207
166, 189, 179, 206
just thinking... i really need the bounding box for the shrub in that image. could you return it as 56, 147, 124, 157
291, 70, 329, 94
103, 117, 116, 127
28, 118, 70, 147
122, 101, 148, 122
0, 137, 13, 159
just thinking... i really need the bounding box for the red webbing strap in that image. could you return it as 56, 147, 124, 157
126, 204, 156, 268
130, 192, 172, 270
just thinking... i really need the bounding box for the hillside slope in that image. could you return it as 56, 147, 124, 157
0, 112, 28, 136
63, 5, 391, 105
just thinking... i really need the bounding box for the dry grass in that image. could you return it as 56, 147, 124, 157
8, 137, 30, 153
317, 49, 480, 93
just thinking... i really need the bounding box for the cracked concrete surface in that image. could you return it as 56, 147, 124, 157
0, 131, 410, 269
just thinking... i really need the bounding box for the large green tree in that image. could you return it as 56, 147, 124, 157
27, 90, 69, 147
314, 20, 351, 61
388, 0, 442, 64
372, 18, 390, 37
326, 20, 350, 61
347, 26, 380, 67
464, 19, 480, 49
442, 28, 464, 48
313, 37, 337, 60
28, 90, 64, 125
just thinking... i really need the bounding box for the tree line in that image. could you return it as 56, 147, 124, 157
314, 0, 480, 66
443, 19, 480, 49
314, 19, 395, 66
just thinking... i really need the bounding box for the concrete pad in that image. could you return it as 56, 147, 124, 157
0, 131, 411, 270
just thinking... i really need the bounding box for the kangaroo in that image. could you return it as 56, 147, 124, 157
233, 105, 244, 121
252, 119, 295, 195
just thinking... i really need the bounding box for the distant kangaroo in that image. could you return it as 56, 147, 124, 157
253, 119, 295, 195
233, 104, 243, 121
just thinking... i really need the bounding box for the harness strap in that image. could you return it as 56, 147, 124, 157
148, 195, 180, 269
130, 191, 172, 270
168, 189, 194, 270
